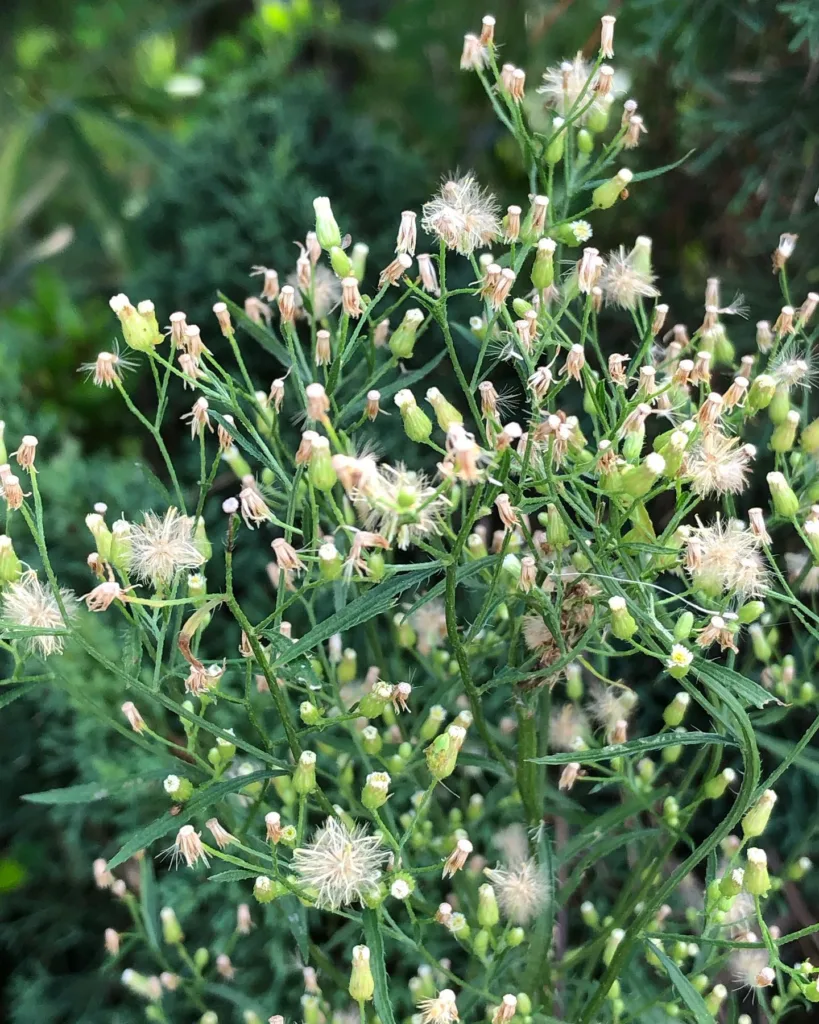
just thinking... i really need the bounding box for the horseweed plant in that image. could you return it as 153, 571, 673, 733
2, 12, 819, 1024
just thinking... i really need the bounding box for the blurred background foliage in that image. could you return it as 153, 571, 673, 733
1, 0, 819, 1019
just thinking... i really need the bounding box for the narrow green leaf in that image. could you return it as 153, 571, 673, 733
272, 565, 441, 670
583, 149, 696, 190
218, 293, 293, 370
0, 682, 40, 709
106, 769, 281, 871
529, 730, 732, 765
281, 894, 310, 963
695, 660, 779, 710
23, 768, 172, 805
401, 557, 493, 619
363, 908, 397, 1024
208, 869, 260, 883
650, 942, 715, 1024
140, 855, 160, 951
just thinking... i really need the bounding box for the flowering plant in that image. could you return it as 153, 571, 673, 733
2, 12, 819, 1024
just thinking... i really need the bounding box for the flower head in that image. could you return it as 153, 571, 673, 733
358, 463, 449, 550
770, 341, 817, 391
169, 825, 209, 868
418, 989, 459, 1024
292, 817, 388, 909
687, 432, 753, 498
422, 174, 501, 255
130, 508, 205, 587
684, 517, 768, 601
537, 54, 610, 123
484, 858, 549, 925
600, 246, 660, 310
548, 703, 589, 751
2, 571, 76, 657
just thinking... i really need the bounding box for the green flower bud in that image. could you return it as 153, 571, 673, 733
425, 730, 460, 781
313, 197, 342, 251
767, 472, 799, 517
737, 599, 765, 626
719, 868, 744, 898
512, 297, 534, 318
85, 513, 113, 562
661, 729, 685, 764
395, 613, 417, 648
0, 535, 22, 584
194, 948, 209, 970
420, 704, 447, 741
768, 384, 790, 425
349, 945, 374, 1002
659, 430, 688, 478
531, 238, 557, 291
673, 611, 694, 641
359, 680, 393, 718
351, 242, 368, 281
786, 856, 812, 881
771, 410, 800, 453
577, 128, 594, 154
603, 928, 625, 966
389, 309, 424, 360
748, 623, 771, 662
592, 169, 633, 210
362, 771, 391, 810
473, 928, 490, 958
799, 681, 816, 702
704, 767, 736, 800
293, 751, 317, 796
561, 664, 582, 703
747, 374, 776, 415
199, 1013, 218, 1024
163, 775, 193, 802
507, 927, 525, 947
253, 876, 280, 904
630, 236, 653, 277
545, 117, 566, 164
663, 692, 690, 728
330, 246, 354, 278
704, 985, 727, 1016
317, 540, 343, 581
193, 517, 211, 561
159, 905, 184, 944
620, 452, 665, 498
110, 294, 162, 352
222, 445, 253, 480
477, 883, 500, 928
586, 95, 613, 133
608, 596, 637, 641
745, 847, 771, 896
543, 503, 569, 550
742, 788, 777, 838
299, 701, 322, 726
361, 725, 382, 756
308, 437, 337, 492
395, 388, 432, 442
580, 900, 599, 929
426, 388, 463, 432
337, 647, 357, 685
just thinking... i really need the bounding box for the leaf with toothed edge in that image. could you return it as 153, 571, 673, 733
363, 908, 397, 1024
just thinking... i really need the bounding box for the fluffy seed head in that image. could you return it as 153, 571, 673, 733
129, 509, 204, 586
292, 817, 388, 909
422, 174, 501, 255
687, 432, 753, 498
484, 858, 549, 925
2, 571, 76, 657
418, 989, 459, 1024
